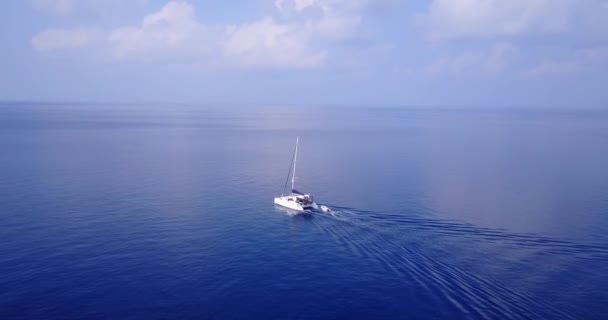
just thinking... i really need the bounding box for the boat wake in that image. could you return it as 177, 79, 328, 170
304, 205, 607, 320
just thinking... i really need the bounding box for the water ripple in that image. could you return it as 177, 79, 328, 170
308, 206, 604, 319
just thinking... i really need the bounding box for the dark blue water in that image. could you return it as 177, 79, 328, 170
1, 103, 607, 319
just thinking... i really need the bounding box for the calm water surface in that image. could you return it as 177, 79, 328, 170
1, 103, 607, 319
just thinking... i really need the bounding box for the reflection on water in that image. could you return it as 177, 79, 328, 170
418, 111, 608, 238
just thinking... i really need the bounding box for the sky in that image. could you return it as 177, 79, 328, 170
1, 0, 607, 107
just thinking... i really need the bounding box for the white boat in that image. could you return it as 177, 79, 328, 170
274, 137, 318, 212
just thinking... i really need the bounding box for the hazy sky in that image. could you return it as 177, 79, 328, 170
1, 0, 607, 107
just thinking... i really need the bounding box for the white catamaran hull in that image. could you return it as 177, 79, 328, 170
274, 195, 318, 212
274, 197, 311, 212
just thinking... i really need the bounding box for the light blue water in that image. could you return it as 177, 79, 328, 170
1, 103, 607, 319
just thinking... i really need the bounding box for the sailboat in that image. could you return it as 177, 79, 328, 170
274, 137, 318, 212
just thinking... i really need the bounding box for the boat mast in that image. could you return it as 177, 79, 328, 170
291, 136, 298, 192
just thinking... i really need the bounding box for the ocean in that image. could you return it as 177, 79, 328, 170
1, 103, 607, 319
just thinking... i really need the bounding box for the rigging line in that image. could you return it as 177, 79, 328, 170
291, 136, 298, 192
282, 140, 297, 196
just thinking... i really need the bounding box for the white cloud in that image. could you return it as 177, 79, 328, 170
274, 0, 366, 42
582, 46, 608, 63
222, 18, 326, 68
428, 43, 518, 75
31, 0, 74, 15
32, 28, 98, 51
294, 0, 318, 11
32, 0, 151, 16
527, 46, 608, 77
105, 1, 367, 68
418, 0, 607, 41
526, 60, 580, 77
108, 1, 328, 67
31, 0, 380, 69
276, 0, 381, 15
276, 0, 332, 13
109, 2, 213, 61
417, 0, 608, 78
306, 12, 361, 41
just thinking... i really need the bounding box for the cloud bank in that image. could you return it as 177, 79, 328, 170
33, 0, 370, 69
418, 0, 607, 41
32, 28, 99, 51
30, 0, 608, 76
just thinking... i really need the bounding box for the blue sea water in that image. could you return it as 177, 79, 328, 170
1, 103, 607, 319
